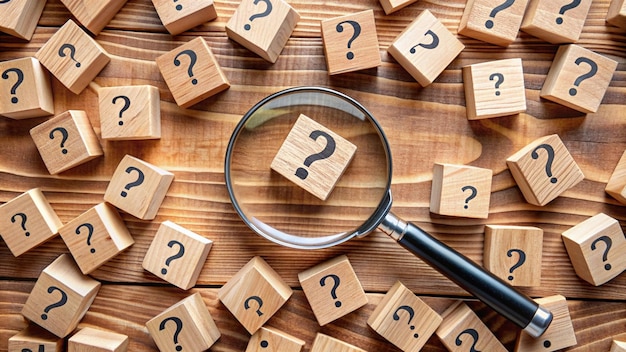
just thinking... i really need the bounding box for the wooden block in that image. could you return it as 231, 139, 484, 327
458, 0, 530, 46
245, 327, 305, 352
35, 19, 110, 94
484, 225, 544, 287
225, 0, 300, 63
540, 44, 618, 114
0, 188, 63, 257
561, 213, 626, 286
379, 0, 419, 14
606, 149, 626, 204
218, 256, 292, 334
142, 220, 213, 290
156, 36, 230, 108
506, 134, 584, 206
30, 110, 103, 175
68, 327, 129, 352
152, 0, 217, 36
8, 324, 64, 352
387, 10, 465, 87
310, 333, 366, 352
298, 255, 368, 326
59, 203, 134, 275
59, 0, 128, 35
611, 340, 626, 352
146, 292, 220, 351
321, 9, 382, 75
462, 58, 526, 120
0, 57, 54, 119
368, 281, 443, 352
515, 295, 577, 351
429, 163, 493, 219
103, 154, 174, 220
271, 114, 357, 201
436, 301, 507, 352
0, 0, 46, 40
98, 85, 161, 140
607, 0, 626, 30
521, 0, 592, 43
21, 254, 101, 338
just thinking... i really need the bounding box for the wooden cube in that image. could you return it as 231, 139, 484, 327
21, 254, 101, 338
146, 292, 220, 352
321, 9, 382, 75
152, 0, 217, 36
298, 255, 368, 326
606, 149, 626, 204
458, 0, 530, 46
430, 163, 493, 219
379, 0, 419, 14
0, 0, 46, 40
30, 110, 103, 175
368, 281, 443, 352
271, 114, 357, 201
516, 295, 577, 351
98, 85, 161, 140
218, 256, 292, 334
142, 221, 213, 290
506, 134, 584, 206
68, 327, 129, 352
436, 302, 507, 352
156, 36, 229, 108
387, 10, 464, 87
59, 203, 134, 275
540, 44, 618, 114
103, 154, 174, 220
0, 188, 63, 257
225, 0, 300, 63
463, 58, 526, 119
521, 0, 592, 43
484, 225, 543, 287
310, 333, 366, 352
0, 57, 54, 119
245, 327, 305, 352
611, 340, 626, 352
607, 0, 626, 30
8, 324, 64, 352
35, 19, 110, 94
59, 0, 128, 35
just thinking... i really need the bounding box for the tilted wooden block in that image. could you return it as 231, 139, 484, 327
458, 0, 530, 46
0, 57, 54, 119
379, 0, 419, 14
99, 85, 161, 140
245, 326, 305, 352
607, 0, 626, 30
68, 327, 129, 352
152, 0, 217, 35
0, 0, 46, 40
310, 333, 366, 352
59, 0, 128, 35
606, 149, 626, 204
611, 340, 626, 352
515, 295, 577, 351
430, 163, 493, 219
521, 0, 593, 43
8, 324, 64, 352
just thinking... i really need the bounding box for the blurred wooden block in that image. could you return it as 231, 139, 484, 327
321, 9, 381, 74
0, 57, 54, 119
430, 163, 493, 219
8, 324, 64, 352
30, 110, 103, 174
368, 281, 443, 352
463, 58, 526, 119
98, 85, 161, 140
103, 154, 174, 220
68, 327, 129, 352
611, 340, 626, 352
607, 0, 626, 30
540, 44, 618, 114
387, 10, 464, 86
35, 19, 110, 94
0, 188, 63, 257
225, 0, 300, 63
298, 255, 368, 326
0, 0, 46, 40
156, 36, 230, 108
458, 0, 530, 46
483, 225, 544, 287
379, 0, 419, 14
271, 114, 357, 201
516, 295, 577, 351
21, 254, 101, 338
506, 134, 584, 206
142, 220, 213, 290
218, 256, 292, 334
152, 0, 217, 35
521, 0, 592, 43
606, 149, 626, 204
310, 333, 366, 352
245, 327, 305, 352
59, 203, 134, 275
59, 0, 128, 35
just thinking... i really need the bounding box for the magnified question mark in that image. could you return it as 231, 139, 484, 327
41, 286, 68, 320
455, 328, 481, 352
531, 144, 558, 184
11, 212, 30, 237
159, 316, 184, 352
295, 130, 336, 180
485, 0, 516, 29
591, 235, 612, 271
161, 240, 185, 274
76, 223, 96, 254
336, 20, 361, 60
2, 67, 24, 104
507, 248, 526, 281
489, 73, 504, 96
174, 50, 198, 85
244, 295, 265, 316
556, 0, 581, 24
409, 30, 439, 53
319, 274, 342, 308
569, 57, 598, 96
58, 43, 81, 68
49, 127, 69, 155
244, 0, 273, 31
461, 185, 477, 209
120, 166, 145, 197
112, 95, 131, 126
392, 305, 419, 339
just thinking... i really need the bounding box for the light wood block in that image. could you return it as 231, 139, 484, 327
429, 163, 493, 219
30, 110, 103, 175
271, 114, 357, 201
142, 220, 213, 290
462, 58, 526, 119
611, 340, 626, 352
146, 292, 220, 352
458, 0, 530, 46
607, 0, 626, 30
515, 295, 577, 351
379, 0, 419, 14
298, 255, 368, 326
98, 85, 161, 140
606, 149, 626, 204
0, 188, 63, 257
218, 256, 293, 334
59, 0, 128, 35
321, 9, 382, 75
156, 36, 230, 108
310, 333, 366, 352
59, 203, 134, 275
35, 19, 110, 94
0, 0, 46, 40
484, 225, 544, 287
225, 0, 300, 63
561, 213, 626, 286
68, 327, 129, 352
540, 44, 618, 114
521, 0, 592, 43
387, 10, 464, 87
245, 327, 305, 352
506, 134, 584, 206
0, 57, 54, 119
8, 324, 64, 352
103, 154, 174, 220
21, 254, 101, 338
152, 0, 217, 36
368, 281, 443, 352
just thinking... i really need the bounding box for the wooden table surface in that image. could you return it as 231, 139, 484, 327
1, 0, 626, 351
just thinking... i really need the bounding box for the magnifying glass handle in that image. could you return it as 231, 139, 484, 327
380, 212, 552, 338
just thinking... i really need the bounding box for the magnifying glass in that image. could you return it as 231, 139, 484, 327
225, 86, 552, 337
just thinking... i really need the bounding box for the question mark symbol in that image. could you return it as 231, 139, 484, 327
161, 240, 185, 274
21, 347, 44, 352
11, 212, 30, 237
319, 274, 342, 308
489, 73, 504, 96
173, 50, 198, 85
485, 0, 516, 29
41, 286, 68, 320
295, 130, 337, 180
410, 30, 439, 53
336, 20, 361, 60
173, 0, 182, 11
455, 328, 481, 352
49, 127, 69, 155
0, 0, 12, 3
244, 0, 273, 31
112, 95, 131, 126
461, 185, 477, 209
531, 144, 558, 184
569, 57, 598, 96
507, 248, 526, 281
2, 68, 24, 104
393, 305, 419, 339
58, 43, 81, 68
159, 317, 184, 351
244, 296, 265, 316
76, 223, 96, 254
591, 236, 612, 271
556, 0, 581, 24
120, 166, 145, 197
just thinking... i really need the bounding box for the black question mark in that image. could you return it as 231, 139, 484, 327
410, 30, 439, 53
76, 223, 96, 253
58, 43, 81, 67
173, 0, 182, 11
336, 20, 361, 60
461, 185, 477, 209
244, 295, 264, 316
393, 305, 419, 339
531, 144, 558, 184
569, 57, 598, 96
244, 0, 273, 30
489, 73, 504, 96
159, 316, 184, 351
0, 0, 13, 3
161, 240, 185, 274
2, 67, 24, 103
485, 0, 516, 29
41, 286, 68, 320
21, 347, 44, 352
112, 95, 131, 126
556, 0, 582, 24
120, 166, 145, 197
295, 130, 337, 180
49, 127, 69, 155
455, 328, 481, 352
507, 249, 526, 280
173, 50, 198, 85
319, 274, 342, 308
10, 212, 30, 237
591, 236, 613, 271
